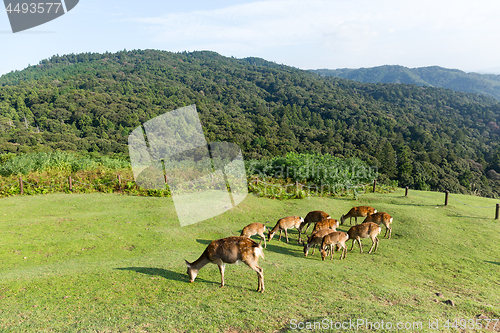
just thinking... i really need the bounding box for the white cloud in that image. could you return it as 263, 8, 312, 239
127, 0, 500, 70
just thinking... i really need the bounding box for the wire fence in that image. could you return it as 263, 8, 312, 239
0, 173, 171, 198
2, 175, 499, 219
250, 179, 500, 219
400, 186, 500, 219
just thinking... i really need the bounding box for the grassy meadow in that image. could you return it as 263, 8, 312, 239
0, 189, 499, 332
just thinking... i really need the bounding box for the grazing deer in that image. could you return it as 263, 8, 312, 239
340, 206, 377, 225
347, 222, 381, 254
298, 211, 330, 243
310, 217, 339, 235
267, 216, 304, 244
362, 212, 393, 239
303, 228, 335, 257
320, 231, 349, 260
240, 222, 267, 248
185, 236, 264, 292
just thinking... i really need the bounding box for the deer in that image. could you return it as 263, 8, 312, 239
185, 236, 264, 292
240, 222, 267, 248
267, 216, 304, 243
310, 217, 339, 235
362, 212, 393, 239
267, 216, 304, 244
303, 228, 336, 257
347, 222, 381, 254
320, 231, 349, 260
340, 206, 377, 225
298, 210, 330, 243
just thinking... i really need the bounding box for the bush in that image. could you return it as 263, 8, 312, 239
246, 152, 377, 193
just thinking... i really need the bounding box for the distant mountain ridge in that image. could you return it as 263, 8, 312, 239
312, 65, 500, 101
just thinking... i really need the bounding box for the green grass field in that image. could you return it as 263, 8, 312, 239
0, 189, 499, 332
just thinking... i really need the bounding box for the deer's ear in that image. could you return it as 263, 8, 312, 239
184, 260, 191, 267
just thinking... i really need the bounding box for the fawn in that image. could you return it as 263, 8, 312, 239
303, 228, 336, 257
268, 216, 304, 244
362, 212, 393, 239
347, 222, 381, 254
298, 210, 330, 243
240, 222, 267, 248
320, 231, 349, 260
340, 206, 377, 225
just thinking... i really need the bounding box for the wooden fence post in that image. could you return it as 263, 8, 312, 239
444, 190, 449, 206
68, 176, 73, 192
19, 177, 23, 195
405, 186, 409, 197
496, 203, 499, 220
372, 179, 377, 193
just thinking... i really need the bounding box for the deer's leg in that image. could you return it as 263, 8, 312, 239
357, 238, 363, 253
218, 263, 226, 287
278, 230, 282, 241
374, 236, 379, 253
340, 244, 346, 260
257, 266, 264, 293
259, 232, 267, 248
284, 229, 289, 243
304, 223, 310, 235
350, 239, 356, 252
368, 236, 378, 254
247, 262, 264, 293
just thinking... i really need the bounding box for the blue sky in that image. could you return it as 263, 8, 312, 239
1, 0, 500, 76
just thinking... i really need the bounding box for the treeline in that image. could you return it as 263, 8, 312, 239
313, 65, 500, 101
1, 50, 500, 197
0, 151, 382, 200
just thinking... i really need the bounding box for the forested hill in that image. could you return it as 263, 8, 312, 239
313, 65, 500, 101
1, 49, 500, 197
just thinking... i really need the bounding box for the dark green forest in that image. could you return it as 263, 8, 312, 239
313, 65, 500, 101
1, 49, 500, 197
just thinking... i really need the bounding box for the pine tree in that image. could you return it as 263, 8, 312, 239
376, 141, 397, 179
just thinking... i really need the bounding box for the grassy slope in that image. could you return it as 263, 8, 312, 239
0, 190, 499, 332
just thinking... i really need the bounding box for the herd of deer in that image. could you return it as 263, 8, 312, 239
185, 206, 393, 293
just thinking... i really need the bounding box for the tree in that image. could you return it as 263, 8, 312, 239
397, 146, 413, 187
376, 141, 397, 179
